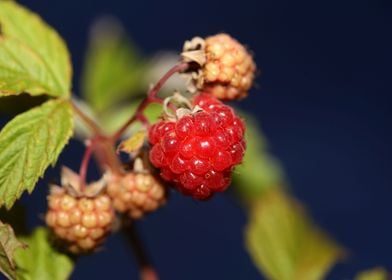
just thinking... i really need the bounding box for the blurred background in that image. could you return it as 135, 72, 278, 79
5, 0, 392, 279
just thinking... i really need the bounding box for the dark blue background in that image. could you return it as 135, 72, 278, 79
6, 0, 392, 279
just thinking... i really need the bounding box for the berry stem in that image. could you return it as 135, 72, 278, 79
122, 218, 159, 280
111, 62, 189, 141
71, 100, 124, 179
79, 139, 96, 191
94, 140, 124, 174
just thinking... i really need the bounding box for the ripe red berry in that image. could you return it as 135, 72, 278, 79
149, 94, 246, 200
45, 186, 115, 254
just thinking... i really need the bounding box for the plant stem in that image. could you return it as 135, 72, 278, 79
78, 139, 96, 191
94, 140, 124, 174
71, 62, 189, 278
111, 62, 189, 141
71, 100, 103, 136
122, 218, 159, 280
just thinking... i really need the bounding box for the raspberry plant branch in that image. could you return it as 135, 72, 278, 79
71, 100, 104, 137
111, 62, 189, 141
122, 218, 158, 280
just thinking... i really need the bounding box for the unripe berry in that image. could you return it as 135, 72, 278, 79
107, 171, 166, 219
149, 93, 246, 200
45, 186, 114, 254
182, 33, 256, 100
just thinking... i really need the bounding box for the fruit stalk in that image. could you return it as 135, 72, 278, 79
122, 218, 159, 280
79, 138, 96, 191
111, 62, 189, 141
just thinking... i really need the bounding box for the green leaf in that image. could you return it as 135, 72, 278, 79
81, 17, 146, 113
14, 227, 74, 280
0, 221, 25, 280
0, 99, 74, 209
355, 267, 388, 280
245, 188, 344, 280
233, 113, 284, 200
0, 1, 71, 97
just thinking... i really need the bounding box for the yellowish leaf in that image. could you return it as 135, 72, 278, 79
245, 188, 344, 280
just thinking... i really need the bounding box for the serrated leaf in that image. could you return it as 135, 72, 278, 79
0, 1, 71, 97
118, 130, 146, 155
355, 267, 388, 280
233, 113, 284, 200
14, 227, 74, 280
246, 188, 344, 280
0, 99, 74, 209
81, 17, 146, 113
0, 221, 25, 280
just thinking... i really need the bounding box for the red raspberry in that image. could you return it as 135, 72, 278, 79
45, 186, 115, 254
107, 172, 167, 219
149, 94, 246, 199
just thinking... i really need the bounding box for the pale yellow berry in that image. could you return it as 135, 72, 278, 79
82, 213, 97, 228
113, 200, 127, 212
131, 192, 147, 206
150, 185, 164, 200
70, 209, 82, 224
94, 195, 111, 211
54, 228, 68, 239
78, 238, 95, 250
97, 212, 112, 227
135, 174, 151, 192
202, 33, 256, 100
89, 228, 105, 239
45, 212, 56, 227
48, 196, 61, 210
107, 172, 166, 219
72, 224, 88, 238
57, 212, 71, 227
78, 198, 94, 212
60, 195, 76, 211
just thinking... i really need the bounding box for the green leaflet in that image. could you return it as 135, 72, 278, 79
232, 112, 284, 200
0, 99, 74, 209
245, 188, 344, 280
14, 228, 74, 280
355, 267, 389, 280
81, 18, 146, 113
0, 221, 25, 280
0, 1, 71, 97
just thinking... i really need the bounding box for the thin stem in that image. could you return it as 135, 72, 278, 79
122, 218, 159, 280
79, 139, 96, 191
71, 100, 103, 136
148, 62, 189, 100
111, 62, 189, 141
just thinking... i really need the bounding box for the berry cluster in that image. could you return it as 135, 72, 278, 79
182, 33, 256, 100
107, 172, 166, 219
46, 186, 114, 254
149, 93, 246, 200
203, 34, 256, 100
45, 32, 255, 253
